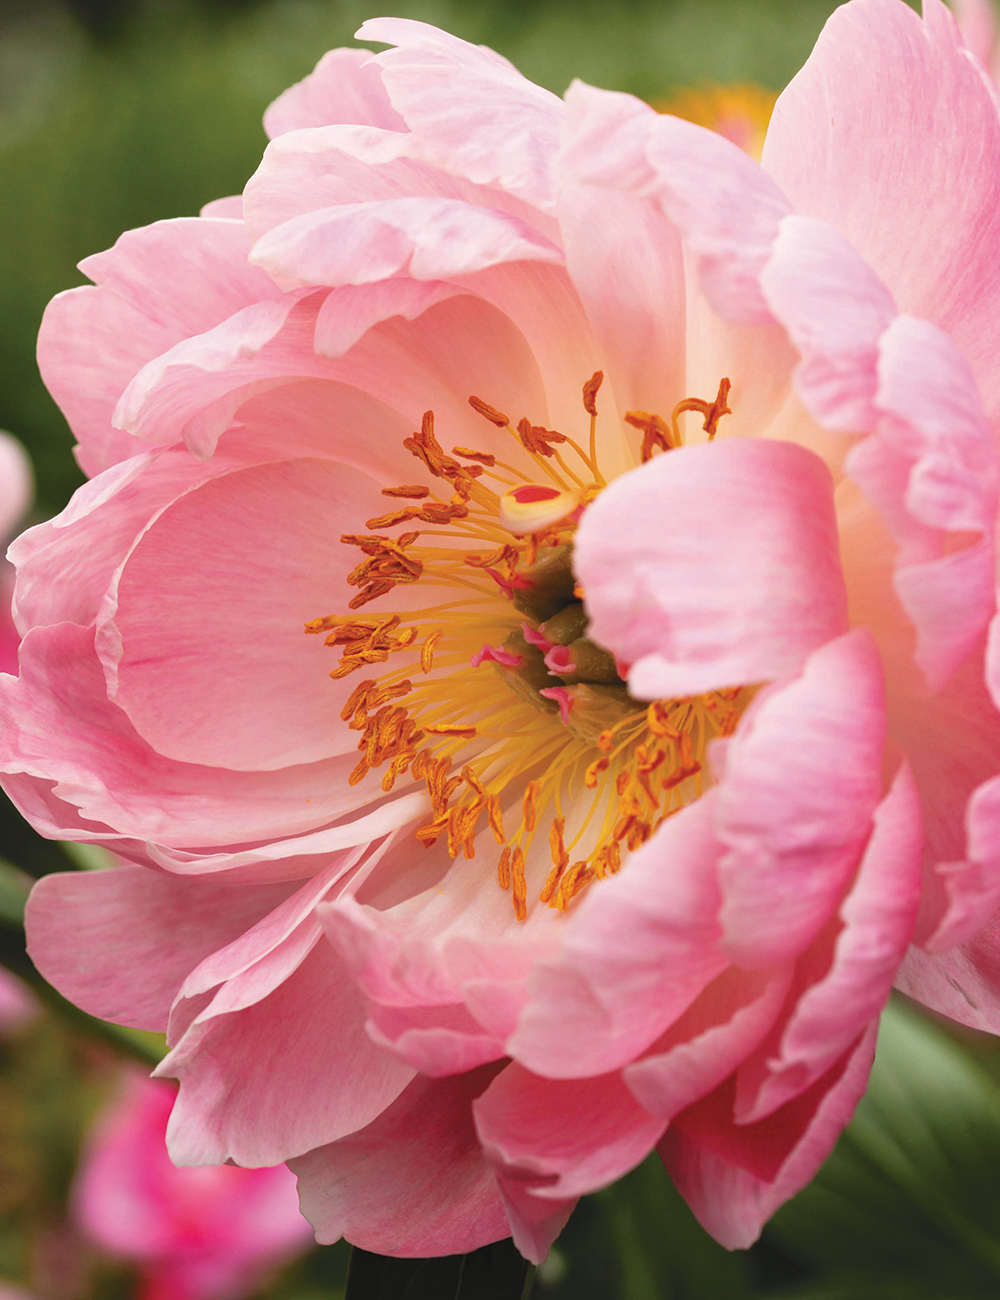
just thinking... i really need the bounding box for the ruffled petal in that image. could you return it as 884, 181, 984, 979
263, 48, 407, 138
896, 922, 1000, 1034
734, 761, 922, 1123
290, 1067, 509, 1255
25, 867, 295, 1031
356, 19, 563, 209
762, 0, 1000, 426
157, 941, 413, 1166
715, 630, 887, 968
575, 437, 848, 700
249, 197, 562, 291
660, 1022, 878, 1249
474, 1063, 665, 1200
38, 219, 280, 475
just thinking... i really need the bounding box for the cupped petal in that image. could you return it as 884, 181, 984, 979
762, 0, 1000, 426
714, 629, 887, 968
101, 458, 395, 771
921, 772, 1000, 953
575, 437, 848, 700
291, 1066, 510, 1255
365, 1001, 505, 1076
660, 1021, 878, 1249
474, 1063, 665, 1200
623, 966, 793, 1122
264, 47, 408, 138
249, 197, 562, 291
38, 219, 281, 475
507, 795, 728, 1079
157, 941, 413, 1167
25, 867, 295, 1031
734, 761, 922, 1124
356, 19, 563, 210
0, 623, 367, 847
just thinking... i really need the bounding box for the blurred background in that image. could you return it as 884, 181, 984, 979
5, 0, 1000, 1297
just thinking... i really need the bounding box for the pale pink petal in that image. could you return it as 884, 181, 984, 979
734, 762, 922, 1123
100, 458, 397, 771
575, 437, 848, 700
356, 19, 564, 209
623, 966, 792, 1121
291, 1067, 510, 1255
644, 104, 790, 326
474, 1063, 665, 1199
494, 1176, 575, 1267
954, 0, 999, 68
507, 796, 728, 1079
0, 624, 368, 847
660, 1022, 878, 1249
715, 630, 886, 968
25, 867, 294, 1031
264, 48, 407, 138
853, 313, 998, 691
762, 0, 1000, 426
38, 219, 281, 475
249, 198, 562, 291
157, 942, 413, 1166
759, 213, 896, 432
557, 83, 685, 417
199, 195, 243, 219
244, 124, 559, 247
314, 279, 462, 357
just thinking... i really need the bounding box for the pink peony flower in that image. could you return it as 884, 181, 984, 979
74, 1075, 312, 1300
9, 0, 1000, 1260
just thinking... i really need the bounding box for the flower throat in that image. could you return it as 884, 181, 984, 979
307, 373, 745, 921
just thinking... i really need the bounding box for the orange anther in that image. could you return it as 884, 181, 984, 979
582, 371, 603, 417
469, 395, 510, 426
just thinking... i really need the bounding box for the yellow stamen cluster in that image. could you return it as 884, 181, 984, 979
307, 372, 736, 921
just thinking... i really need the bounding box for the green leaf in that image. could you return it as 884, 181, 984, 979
0, 855, 31, 927
345, 1241, 534, 1300
598, 1152, 752, 1300
769, 997, 1000, 1295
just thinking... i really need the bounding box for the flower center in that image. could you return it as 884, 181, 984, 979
307, 374, 744, 920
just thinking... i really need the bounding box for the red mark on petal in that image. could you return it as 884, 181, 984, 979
509, 484, 562, 504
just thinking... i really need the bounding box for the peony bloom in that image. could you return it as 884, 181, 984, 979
9, 0, 1000, 1259
74, 1075, 312, 1300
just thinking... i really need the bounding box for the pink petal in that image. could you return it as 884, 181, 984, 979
38, 219, 281, 475
715, 630, 887, 968
558, 83, 685, 417
157, 941, 413, 1166
356, 19, 564, 209
264, 48, 407, 138
623, 966, 793, 1121
100, 458, 396, 771
922, 772, 1000, 952
660, 1021, 878, 1248
474, 1062, 665, 1200
896, 920, 1000, 1034
0, 623, 368, 847
953, 0, 999, 68
0, 434, 31, 542
759, 213, 896, 432
249, 197, 562, 291
25, 867, 295, 1031
762, 0, 1000, 427
366, 1001, 505, 1076
643, 102, 790, 326
290, 1066, 509, 1255
507, 795, 728, 1078
734, 761, 922, 1123
575, 437, 848, 700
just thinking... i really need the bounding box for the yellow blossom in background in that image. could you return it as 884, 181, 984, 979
655, 83, 777, 159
